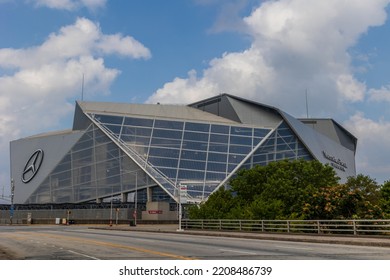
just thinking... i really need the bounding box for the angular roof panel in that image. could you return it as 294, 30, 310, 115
77, 100, 239, 125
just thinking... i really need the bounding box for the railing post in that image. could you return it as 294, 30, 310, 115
353, 220, 357, 235
317, 220, 321, 234
219, 219, 222, 230
201, 219, 204, 230
261, 220, 265, 232
287, 220, 290, 233
239, 220, 242, 231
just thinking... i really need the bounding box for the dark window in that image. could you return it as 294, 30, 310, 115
185, 122, 210, 132
95, 115, 123, 125
124, 117, 154, 127
154, 119, 183, 130
211, 124, 229, 134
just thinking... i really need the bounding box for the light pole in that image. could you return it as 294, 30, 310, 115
120, 169, 139, 226
177, 184, 187, 232
134, 172, 138, 226
108, 170, 113, 227
109, 187, 113, 227
10, 179, 14, 225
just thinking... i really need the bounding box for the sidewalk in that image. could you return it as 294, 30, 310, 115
90, 224, 390, 248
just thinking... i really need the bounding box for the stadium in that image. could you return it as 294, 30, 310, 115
8, 94, 357, 222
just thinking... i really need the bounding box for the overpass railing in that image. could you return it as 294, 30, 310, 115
182, 219, 390, 236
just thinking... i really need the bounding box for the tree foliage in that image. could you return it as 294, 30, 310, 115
188, 160, 387, 220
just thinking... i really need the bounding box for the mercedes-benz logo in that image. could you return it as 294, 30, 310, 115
22, 149, 44, 183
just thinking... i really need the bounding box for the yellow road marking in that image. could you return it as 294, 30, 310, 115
21, 231, 194, 260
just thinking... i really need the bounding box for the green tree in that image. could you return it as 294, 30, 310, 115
187, 187, 237, 219
304, 175, 384, 219
231, 159, 339, 219
342, 174, 383, 219
380, 181, 390, 216
188, 160, 384, 220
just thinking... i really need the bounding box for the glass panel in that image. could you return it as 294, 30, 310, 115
121, 135, 150, 146
211, 124, 229, 134
177, 169, 204, 181
230, 135, 252, 146
105, 124, 122, 135
229, 145, 252, 154
207, 162, 227, 172
208, 143, 228, 153
156, 168, 177, 179
208, 152, 227, 163
124, 117, 154, 127
253, 137, 263, 146
152, 129, 183, 139
278, 127, 292, 137
228, 164, 237, 172
210, 134, 229, 143
253, 154, 266, 163
254, 128, 271, 137
181, 150, 207, 161
149, 157, 178, 168
183, 131, 209, 142
228, 154, 245, 164
95, 114, 123, 125
185, 122, 210, 132
231, 126, 253, 136
151, 138, 182, 149
149, 147, 180, 158
182, 140, 208, 151
121, 126, 152, 137
179, 160, 206, 171
154, 119, 183, 130
206, 172, 226, 181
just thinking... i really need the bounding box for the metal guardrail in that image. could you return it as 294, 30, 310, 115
182, 219, 390, 236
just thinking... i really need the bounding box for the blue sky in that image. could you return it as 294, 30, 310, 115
1, 0, 390, 202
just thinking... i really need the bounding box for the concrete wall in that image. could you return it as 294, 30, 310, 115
0, 203, 179, 225
142, 202, 178, 221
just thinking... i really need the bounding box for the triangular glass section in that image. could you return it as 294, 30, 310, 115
242, 121, 314, 170
91, 113, 272, 202
26, 123, 152, 204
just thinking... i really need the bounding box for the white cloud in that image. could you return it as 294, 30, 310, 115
33, 0, 106, 11
148, 0, 389, 117
368, 85, 390, 102
147, 0, 390, 183
0, 18, 151, 69
345, 113, 390, 182
0, 17, 150, 192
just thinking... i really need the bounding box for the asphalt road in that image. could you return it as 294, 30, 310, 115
1, 225, 390, 260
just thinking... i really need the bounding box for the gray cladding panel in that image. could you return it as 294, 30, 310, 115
282, 113, 356, 181
10, 131, 84, 203
300, 119, 356, 152
227, 96, 281, 127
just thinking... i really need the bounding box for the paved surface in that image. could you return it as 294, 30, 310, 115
92, 223, 390, 248
0, 224, 390, 260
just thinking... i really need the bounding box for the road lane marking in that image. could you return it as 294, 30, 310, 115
219, 248, 257, 255
67, 250, 100, 260
275, 245, 314, 251
26, 232, 194, 260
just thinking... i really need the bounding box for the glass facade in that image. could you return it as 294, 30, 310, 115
92, 113, 313, 202
26, 111, 314, 204
242, 121, 313, 170
27, 123, 151, 204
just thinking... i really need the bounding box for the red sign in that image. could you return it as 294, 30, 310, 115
148, 210, 163, 214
